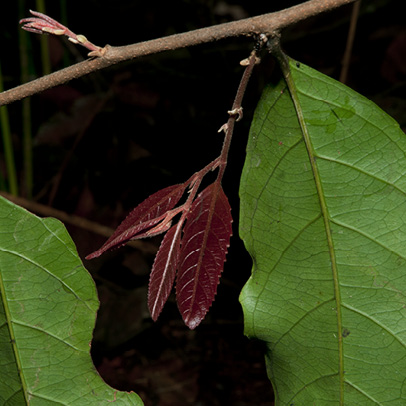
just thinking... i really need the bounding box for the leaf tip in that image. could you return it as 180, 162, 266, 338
184, 314, 203, 330
84, 252, 99, 260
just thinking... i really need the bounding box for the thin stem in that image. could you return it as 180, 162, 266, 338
35, 0, 52, 75
217, 42, 263, 182
166, 41, 262, 238
174, 39, 262, 213
19, 0, 34, 198
0, 62, 19, 196
21, 100, 32, 199
339, 0, 361, 83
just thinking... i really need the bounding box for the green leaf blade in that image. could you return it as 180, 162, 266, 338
239, 59, 406, 405
0, 196, 143, 405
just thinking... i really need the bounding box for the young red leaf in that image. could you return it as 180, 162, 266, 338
86, 183, 187, 259
176, 183, 232, 329
148, 223, 182, 321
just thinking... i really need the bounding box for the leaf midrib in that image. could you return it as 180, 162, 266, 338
281, 56, 345, 403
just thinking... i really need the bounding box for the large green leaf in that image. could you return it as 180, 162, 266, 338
0, 196, 143, 405
239, 57, 406, 405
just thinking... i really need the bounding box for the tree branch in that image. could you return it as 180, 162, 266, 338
0, 0, 355, 107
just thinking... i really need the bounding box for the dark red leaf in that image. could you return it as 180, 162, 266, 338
176, 183, 232, 329
148, 223, 182, 320
86, 183, 187, 259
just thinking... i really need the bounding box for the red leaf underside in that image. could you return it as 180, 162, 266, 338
148, 224, 182, 320
176, 183, 233, 329
86, 183, 187, 259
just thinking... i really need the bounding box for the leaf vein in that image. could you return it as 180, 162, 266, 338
342, 303, 406, 348
12, 320, 83, 351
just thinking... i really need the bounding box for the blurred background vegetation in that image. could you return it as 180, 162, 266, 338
1, 1, 405, 405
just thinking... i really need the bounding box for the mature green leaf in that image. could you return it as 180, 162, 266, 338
0, 196, 143, 405
239, 58, 406, 405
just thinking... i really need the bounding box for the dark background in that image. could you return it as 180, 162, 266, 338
1, 1, 405, 405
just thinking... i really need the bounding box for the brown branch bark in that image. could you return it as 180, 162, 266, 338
0, 0, 355, 107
